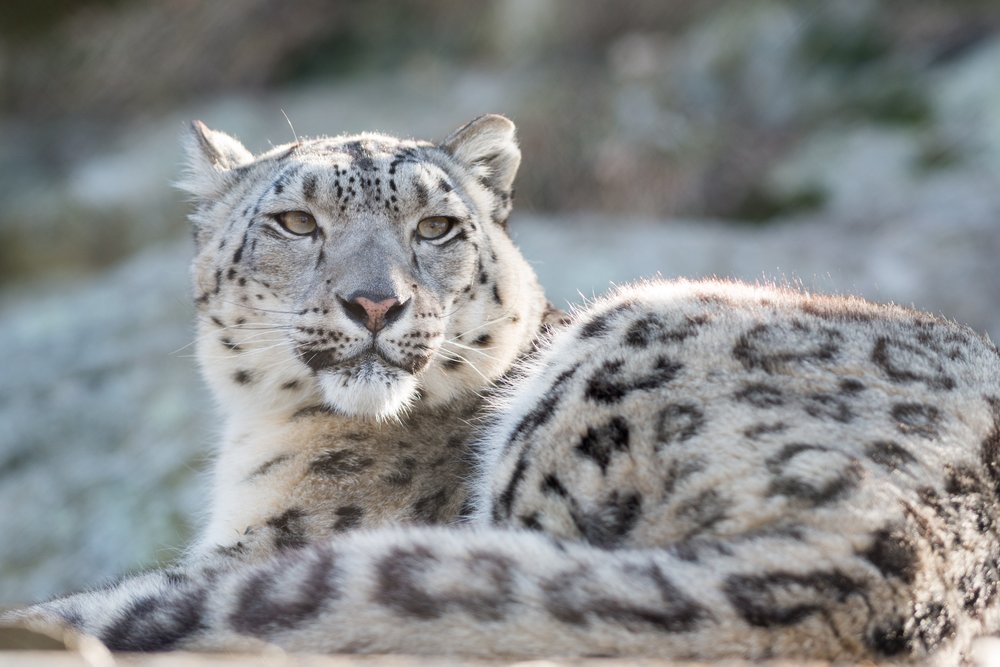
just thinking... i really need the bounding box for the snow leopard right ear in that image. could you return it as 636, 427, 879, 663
442, 114, 521, 195
177, 121, 254, 199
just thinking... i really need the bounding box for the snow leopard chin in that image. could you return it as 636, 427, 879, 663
317, 356, 417, 421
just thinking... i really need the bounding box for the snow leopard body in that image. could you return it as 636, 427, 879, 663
8, 116, 1000, 665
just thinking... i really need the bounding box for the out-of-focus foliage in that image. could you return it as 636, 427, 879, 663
4, 0, 999, 226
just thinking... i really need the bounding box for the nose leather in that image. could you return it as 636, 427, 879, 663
340, 292, 407, 333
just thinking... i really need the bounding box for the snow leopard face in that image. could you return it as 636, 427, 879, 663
180, 116, 546, 420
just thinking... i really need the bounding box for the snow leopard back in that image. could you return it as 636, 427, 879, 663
471, 278, 1000, 659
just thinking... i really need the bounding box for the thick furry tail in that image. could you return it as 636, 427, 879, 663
4, 525, 968, 663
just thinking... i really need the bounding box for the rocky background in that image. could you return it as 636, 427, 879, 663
1, 0, 999, 605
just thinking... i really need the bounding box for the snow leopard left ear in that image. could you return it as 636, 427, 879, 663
442, 114, 521, 194
177, 120, 254, 199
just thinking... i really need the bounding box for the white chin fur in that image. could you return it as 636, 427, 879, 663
317, 361, 417, 420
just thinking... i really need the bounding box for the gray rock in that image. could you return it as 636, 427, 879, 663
513, 211, 1000, 345
0, 241, 210, 604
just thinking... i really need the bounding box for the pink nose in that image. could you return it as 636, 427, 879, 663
340, 293, 406, 332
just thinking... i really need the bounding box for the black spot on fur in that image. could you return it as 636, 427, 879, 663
542, 473, 568, 497
495, 450, 529, 521
343, 140, 376, 171
492, 284, 503, 305
866, 440, 917, 471
872, 337, 956, 390
662, 459, 705, 496
309, 450, 375, 477
543, 564, 708, 632
229, 547, 339, 636
382, 457, 417, 486
372, 545, 443, 619
334, 505, 364, 531
732, 322, 843, 373
232, 369, 253, 385
868, 618, 912, 656
734, 383, 785, 407
674, 489, 730, 537
280, 379, 300, 390
414, 181, 429, 208
232, 229, 250, 264
655, 403, 704, 446
576, 416, 630, 473
219, 337, 241, 352
840, 378, 866, 394
473, 333, 492, 347
624, 313, 707, 348
766, 444, 862, 506
724, 570, 863, 627
302, 174, 318, 200
266, 508, 308, 550
862, 527, 919, 583
744, 421, 788, 440
247, 453, 293, 480
585, 356, 682, 404
891, 403, 942, 439
571, 491, 642, 548
506, 365, 579, 448
578, 301, 634, 339
413, 488, 451, 523
803, 393, 855, 423
945, 464, 986, 497
101, 584, 207, 651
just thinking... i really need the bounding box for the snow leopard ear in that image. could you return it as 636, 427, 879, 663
442, 114, 521, 194
177, 120, 254, 199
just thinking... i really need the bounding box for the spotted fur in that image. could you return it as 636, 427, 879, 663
8, 119, 1000, 664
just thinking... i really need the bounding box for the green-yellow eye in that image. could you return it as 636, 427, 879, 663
276, 211, 317, 235
416, 216, 454, 240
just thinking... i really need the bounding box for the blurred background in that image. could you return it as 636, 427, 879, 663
1, 0, 999, 604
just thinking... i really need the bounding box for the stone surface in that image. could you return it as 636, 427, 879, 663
0, 242, 210, 604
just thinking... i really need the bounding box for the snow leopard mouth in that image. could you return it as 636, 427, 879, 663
297, 344, 429, 377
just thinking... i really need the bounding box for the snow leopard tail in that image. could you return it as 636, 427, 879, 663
7, 524, 971, 664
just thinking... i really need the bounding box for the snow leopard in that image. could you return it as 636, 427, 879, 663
8, 116, 1000, 665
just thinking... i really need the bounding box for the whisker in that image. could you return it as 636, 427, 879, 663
217, 299, 301, 316
449, 309, 518, 339
442, 340, 500, 361
434, 347, 491, 383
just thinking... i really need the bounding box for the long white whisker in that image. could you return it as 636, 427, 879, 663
434, 348, 491, 383
442, 340, 500, 361
449, 309, 517, 339
217, 299, 300, 316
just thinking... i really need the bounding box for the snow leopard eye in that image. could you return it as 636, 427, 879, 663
275, 210, 317, 235
416, 216, 455, 241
